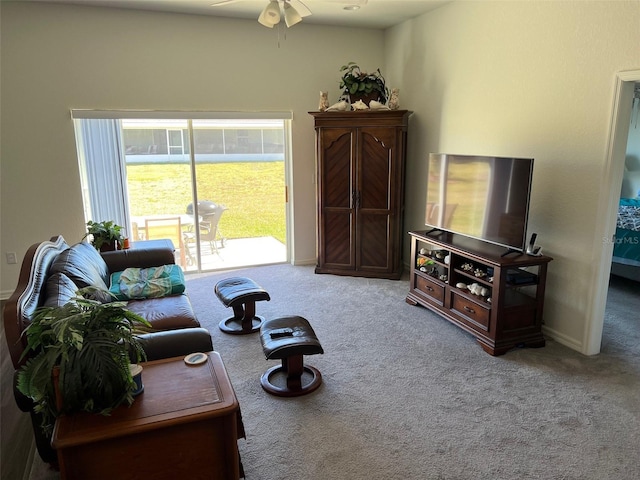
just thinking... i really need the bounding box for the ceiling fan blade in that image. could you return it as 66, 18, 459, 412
319, 0, 368, 5
288, 0, 312, 17
210, 0, 243, 6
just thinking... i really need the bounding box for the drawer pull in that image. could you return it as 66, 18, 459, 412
426, 286, 434, 292
464, 306, 476, 314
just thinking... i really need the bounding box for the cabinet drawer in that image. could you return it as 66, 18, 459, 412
451, 293, 490, 331
414, 274, 445, 305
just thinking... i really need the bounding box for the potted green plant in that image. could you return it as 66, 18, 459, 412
339, 62, 389, 104
16, 287, 151, 434
84, 220, 124, 251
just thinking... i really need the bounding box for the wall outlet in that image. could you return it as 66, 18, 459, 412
6, 252, 17, 264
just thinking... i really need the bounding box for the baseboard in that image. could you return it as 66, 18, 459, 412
0, 290, 13, 301
292, 258, 316, 266
542, 325, 584, 354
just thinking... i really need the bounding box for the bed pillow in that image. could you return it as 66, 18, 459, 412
620, 171, 640, 199
109, 265, 185, 301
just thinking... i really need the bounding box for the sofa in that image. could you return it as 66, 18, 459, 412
3, 235, 213, 464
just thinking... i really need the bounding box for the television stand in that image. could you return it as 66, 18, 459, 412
500, 248, 521, 257
406, 230, 553, 356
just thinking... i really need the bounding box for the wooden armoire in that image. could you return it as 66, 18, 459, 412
309, 110, 411, 279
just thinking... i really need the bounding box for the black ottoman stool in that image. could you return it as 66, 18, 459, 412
214, 277, 270, 334
259, 316, 324, 397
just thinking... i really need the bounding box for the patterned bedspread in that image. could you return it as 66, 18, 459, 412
617, 204, 640, 232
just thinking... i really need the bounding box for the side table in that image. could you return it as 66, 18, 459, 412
52, 352, 244, 480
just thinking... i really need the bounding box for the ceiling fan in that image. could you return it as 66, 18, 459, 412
211, 0, 368, 28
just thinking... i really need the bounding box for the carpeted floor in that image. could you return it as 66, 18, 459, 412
29, 266, 640, 479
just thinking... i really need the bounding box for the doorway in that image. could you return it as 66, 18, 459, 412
587, 70, 640, 355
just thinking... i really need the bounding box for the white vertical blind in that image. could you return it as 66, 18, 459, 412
74, 118, 130, 230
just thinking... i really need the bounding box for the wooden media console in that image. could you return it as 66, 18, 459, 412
406, 230, 553, 356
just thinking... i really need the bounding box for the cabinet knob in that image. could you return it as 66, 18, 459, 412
464, 306, 476, 314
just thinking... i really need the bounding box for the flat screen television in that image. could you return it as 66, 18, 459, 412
425, 153, 534, 254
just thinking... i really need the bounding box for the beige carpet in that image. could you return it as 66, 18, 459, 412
28, 266, 640, 479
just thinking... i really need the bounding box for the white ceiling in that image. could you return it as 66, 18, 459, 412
12, 0, 449, 29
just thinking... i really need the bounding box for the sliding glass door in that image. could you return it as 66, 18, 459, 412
74, 112, 290, 273
122, 119, 193, 268
190, 119, 287, 271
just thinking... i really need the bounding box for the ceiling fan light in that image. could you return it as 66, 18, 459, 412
258, 0, 281, 28
258, 12, 276, 28
284, 2, 302, 27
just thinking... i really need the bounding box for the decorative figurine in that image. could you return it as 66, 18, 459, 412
326, 100, 349, 111
369, 100, 390, 110
388, 88, 400, 110
319, 91, 329, 112
474, 268, 487, 278
351, 99, 369, 110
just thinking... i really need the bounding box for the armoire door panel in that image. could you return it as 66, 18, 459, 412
359, 129, 394, 210
323, 210, 354, 267
358, 213, 391, 270
320, 129, 353, 209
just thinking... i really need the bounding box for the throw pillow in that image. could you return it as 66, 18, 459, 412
50, 241, 110, 290
109, 264, 185, 300
43, 272, 78, 307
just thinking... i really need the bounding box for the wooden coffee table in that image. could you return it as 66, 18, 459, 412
52, 352, 244, 480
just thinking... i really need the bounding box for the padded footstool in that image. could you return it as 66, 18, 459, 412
214, 277, 270, 334
259, 316, 324, 397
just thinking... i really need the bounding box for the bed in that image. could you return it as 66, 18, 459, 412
611, 197, 640, 281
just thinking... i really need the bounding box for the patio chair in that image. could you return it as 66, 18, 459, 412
144, 216, 188, 267
184, 201, 228, 260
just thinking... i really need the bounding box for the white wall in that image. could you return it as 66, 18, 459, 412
386, 0, 640, 353
0, 1, 386, 296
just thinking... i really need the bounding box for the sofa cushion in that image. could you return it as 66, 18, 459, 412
43, 272, 78, 308
125, 294, 200, 331
50, 241, 110, 291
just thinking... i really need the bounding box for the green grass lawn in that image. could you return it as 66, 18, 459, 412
126, 162, 286, 244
